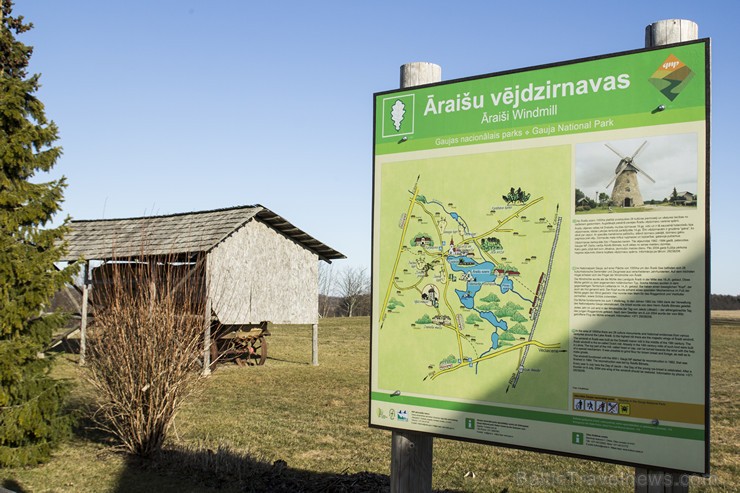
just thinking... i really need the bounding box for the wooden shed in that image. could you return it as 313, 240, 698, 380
59, 205, 344, 370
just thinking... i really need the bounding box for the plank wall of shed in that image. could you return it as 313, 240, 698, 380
208, 219, 319, 325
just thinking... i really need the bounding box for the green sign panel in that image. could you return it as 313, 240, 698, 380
371, 40, 709, 475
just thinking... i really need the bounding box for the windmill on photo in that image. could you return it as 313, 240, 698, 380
604, 141, 655, 207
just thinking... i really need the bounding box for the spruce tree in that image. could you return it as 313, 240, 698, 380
0, 0, 75, 466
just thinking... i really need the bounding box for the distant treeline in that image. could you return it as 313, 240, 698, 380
319, 294, 371, 318
711, 294, 740, 310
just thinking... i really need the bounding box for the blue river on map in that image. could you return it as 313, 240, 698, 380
479, 311, 507, 330
500, 276, 514, 293
447, 255, 508, 332
490, 331, 499, 349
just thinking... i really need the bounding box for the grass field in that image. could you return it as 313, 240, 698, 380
2, 315, 738, 492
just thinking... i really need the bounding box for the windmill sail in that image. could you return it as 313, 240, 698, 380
631, 163, 656, 183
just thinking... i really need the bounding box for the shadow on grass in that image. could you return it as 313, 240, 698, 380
110, 444, 466, 493
68, 404, 121, 448
59, 375, 121, 448
251, 356, 310, 365
1, 479, 30, 493
210, 353, 312, 368
112, 444, 389, 493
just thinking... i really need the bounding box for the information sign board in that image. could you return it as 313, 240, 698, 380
370, 40, 709, 474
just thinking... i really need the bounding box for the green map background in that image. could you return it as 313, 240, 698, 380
375, 145, 572, 409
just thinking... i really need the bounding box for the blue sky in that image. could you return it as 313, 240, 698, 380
18, 1, 738, 295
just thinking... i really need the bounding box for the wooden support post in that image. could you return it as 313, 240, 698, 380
78, 261, 89, 366
202, 258, 212, 376
645, 19, 698, 47
400, 62, 441, 89
388, 61, 441, 493
634, 18, 698, 493
311, 323, 319, 366
391, 430, 433, 493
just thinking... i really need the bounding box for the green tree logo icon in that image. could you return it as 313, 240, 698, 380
391, 100, 406, 131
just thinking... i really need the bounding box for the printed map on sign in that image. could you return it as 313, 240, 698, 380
375, 146, 571, 409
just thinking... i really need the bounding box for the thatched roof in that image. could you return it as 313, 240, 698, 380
61, 205, 345, 263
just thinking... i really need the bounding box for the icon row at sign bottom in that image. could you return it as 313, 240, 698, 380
574, 398, 630, 415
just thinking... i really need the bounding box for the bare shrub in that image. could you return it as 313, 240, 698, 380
318, 262, 336, 318
336, 266, 370, 317
84, 258, 206, 457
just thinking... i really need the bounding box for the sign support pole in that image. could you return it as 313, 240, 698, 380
78, 261, 89, 366
202, 256, 212, 376
312, 323, 319, 366
633, 19, 698, 493
388, 61, 441, 493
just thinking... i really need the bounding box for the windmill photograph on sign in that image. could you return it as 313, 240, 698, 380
605, 141, 654, 208
575, 133, 699, 214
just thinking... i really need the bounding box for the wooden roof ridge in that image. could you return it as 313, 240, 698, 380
68, 204, 262, 224
61, 204, 345, 263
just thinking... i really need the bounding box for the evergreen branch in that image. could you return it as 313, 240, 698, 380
0, 380, 63, 409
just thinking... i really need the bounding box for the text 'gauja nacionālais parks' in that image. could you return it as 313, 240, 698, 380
371, 40, 709, 475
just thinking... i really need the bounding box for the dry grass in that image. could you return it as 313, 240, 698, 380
711, 310, 740, 326
2, 316, 737, 492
